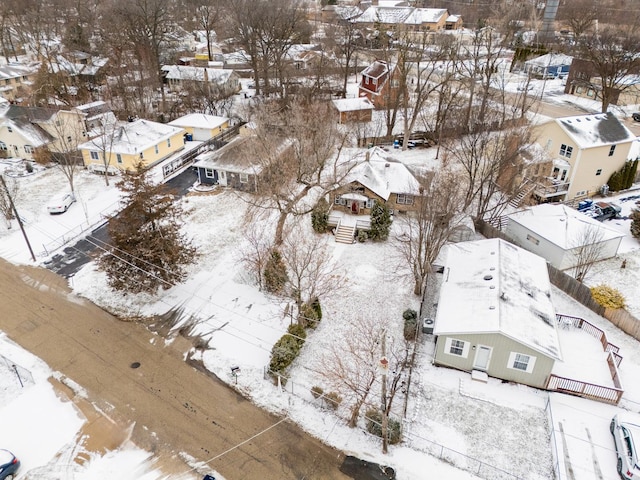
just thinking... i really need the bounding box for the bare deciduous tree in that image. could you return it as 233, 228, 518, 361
239, 221, 273, 290
572, 27, 640, 112
318, 316, 386, 428
248, 99, 355, 246
281, 229, 344, 312
395, 170, 466, 295
570, 222, 606, 282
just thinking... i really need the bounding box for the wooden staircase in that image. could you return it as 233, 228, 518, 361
335, 223, 356, 244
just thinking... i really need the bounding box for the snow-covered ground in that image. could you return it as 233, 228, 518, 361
1, 63, 640, 479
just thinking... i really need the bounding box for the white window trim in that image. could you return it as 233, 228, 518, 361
24, 145, 34, 153
90, 151, 99, 160
116, 154, 123, 164
444, 337, 470, 359
205, 168, 215, 179
507, 352, 536, 373
239, 173, 249, 183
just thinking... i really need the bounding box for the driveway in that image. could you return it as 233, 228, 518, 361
45, 167, 198, 278
0, 259, 348, 479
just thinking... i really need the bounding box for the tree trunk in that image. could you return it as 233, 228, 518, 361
349, 398, 365, 428
274, 210, 287, 246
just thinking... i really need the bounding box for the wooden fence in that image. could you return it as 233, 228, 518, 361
476, 218, 640, 342
556, 313, 622, 367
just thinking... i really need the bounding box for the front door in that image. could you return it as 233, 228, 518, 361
351, 201, 359, 213
473, 345, 492, 371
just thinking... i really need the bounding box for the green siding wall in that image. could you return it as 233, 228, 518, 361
434, 333, 555, 389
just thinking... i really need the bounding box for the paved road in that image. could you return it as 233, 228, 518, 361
0, 259, 348, 479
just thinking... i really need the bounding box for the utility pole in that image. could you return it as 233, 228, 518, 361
0, 175, 35, 262
380, 329, 389, 454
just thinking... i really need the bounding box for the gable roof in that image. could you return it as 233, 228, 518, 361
161, 65, 236, 83
525, 53, 573, 68
168, 113, 228, 130
0, 117, 53, 147
404, 8, 448, 25
508, 204, 624, 249
434, 238, 561, 360
555, 112, 635, 148
0, 63, 38, 82
355, 6, 413, 24
78, 119, 183, 155
344, 147, 421, 200
193, 136, 265, 174
361, 60, 390, 79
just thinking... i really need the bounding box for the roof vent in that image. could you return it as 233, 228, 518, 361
385, 163, 390, 167
483, 274, 493, 281
489, 306, 496, 310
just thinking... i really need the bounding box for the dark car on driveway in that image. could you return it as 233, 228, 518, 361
0, 449, 20, 480
633, 112, 640, 122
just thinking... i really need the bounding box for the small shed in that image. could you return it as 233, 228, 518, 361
433, 238, 562, 389
168, 114, 229, 141
505, 204, 624, 270
331, 97, 374, 124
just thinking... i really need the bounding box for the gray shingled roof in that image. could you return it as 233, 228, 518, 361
557, 112, 635, 148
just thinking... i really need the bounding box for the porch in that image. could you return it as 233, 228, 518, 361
327, 209, 372, 244
533, 177, 571, 202
546, 313, 623, 405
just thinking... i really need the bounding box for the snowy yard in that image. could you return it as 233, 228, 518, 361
0, 65, 639, 479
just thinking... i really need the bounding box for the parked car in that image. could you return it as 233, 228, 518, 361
611, 415, 640, 479
0, 449, 20, 480
581, 201, 621, 221
632, 112, 640, 122
47, 192, 75, 214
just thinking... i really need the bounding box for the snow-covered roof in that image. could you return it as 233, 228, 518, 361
507, 204, 624, 249
434, 238, 561, 360
404, 8, 448, 25
77, 119, 184, 155
524, 53, 573, 68
193, 135, 265, 174
0, 63, 38, 81
332, 97, 374, 113
161, 65, 236, 83
0, 117, 53, 147
554, 112, 636, 149
332, 5, 363, 20
168, 114, 228, 130
446, 14, 461, 23
355, 6, 413, 24
344, 147, 421, 199
361, 60, 390, 79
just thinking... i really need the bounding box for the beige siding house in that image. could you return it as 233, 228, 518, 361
433, 238, 562, 389
533, 113, 635, 202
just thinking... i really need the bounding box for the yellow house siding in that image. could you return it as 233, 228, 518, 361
536, 120, 634, 200
80, 127, 186, 172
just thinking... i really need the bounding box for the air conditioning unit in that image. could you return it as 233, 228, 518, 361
422, 318, 435, 335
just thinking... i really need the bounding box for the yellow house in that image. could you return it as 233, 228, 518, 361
78, 119, 185, 172
168, 113, 229, 141
0, 105, 86, 161
533, 112, 635, 202
0, 63, 38, 102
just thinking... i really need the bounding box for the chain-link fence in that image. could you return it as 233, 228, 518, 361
262, 366, 534, 480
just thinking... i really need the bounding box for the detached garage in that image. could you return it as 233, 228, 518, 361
433, 238, 562, 389
168, 113, 229, 141
505, 204, 624, 271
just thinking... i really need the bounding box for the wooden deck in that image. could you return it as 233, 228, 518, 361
547, 314, 624, 405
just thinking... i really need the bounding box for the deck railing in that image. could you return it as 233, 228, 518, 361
556, 313, 622, 366
549, 314, 625, 404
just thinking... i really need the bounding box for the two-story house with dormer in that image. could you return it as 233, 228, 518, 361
358, 60, 400, 109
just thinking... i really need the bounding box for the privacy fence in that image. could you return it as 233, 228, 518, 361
475, 219, 640, 341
